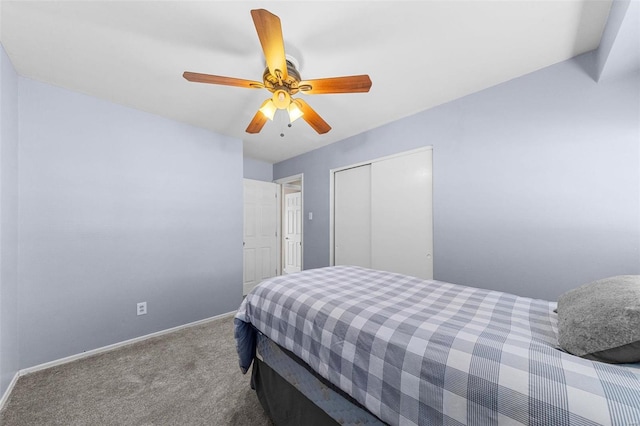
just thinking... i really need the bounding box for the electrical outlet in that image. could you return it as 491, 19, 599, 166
137, 302, 147, 316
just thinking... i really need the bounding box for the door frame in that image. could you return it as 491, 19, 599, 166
329, 146, 433, 266
275, 173, 304, 273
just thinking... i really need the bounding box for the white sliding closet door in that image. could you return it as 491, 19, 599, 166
371, 149, 433, 279
334, 165, 371, 268
332, 148, 433, 279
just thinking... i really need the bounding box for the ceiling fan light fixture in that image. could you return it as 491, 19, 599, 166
272, 90, 290, 109
288, 100, 304, 122
259, 99, 277, 120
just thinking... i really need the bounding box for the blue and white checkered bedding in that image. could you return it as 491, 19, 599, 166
235, 266, 640, 425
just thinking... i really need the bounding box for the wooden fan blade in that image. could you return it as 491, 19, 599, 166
298, 75, 372, 94
246, 106, 269, 134
251, 9, 288, 81
183, 72, 263, 89
294, 99, 331, 134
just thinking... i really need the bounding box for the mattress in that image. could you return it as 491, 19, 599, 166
236, 266, 640, 425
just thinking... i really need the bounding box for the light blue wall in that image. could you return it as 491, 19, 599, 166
0, 43, 20, 398
596, 0, 639, 82
17, 78, 244, 368
274, 53, 640, 300
243, 157, 273, 182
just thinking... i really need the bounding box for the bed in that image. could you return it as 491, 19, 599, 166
234, 266, 640, 425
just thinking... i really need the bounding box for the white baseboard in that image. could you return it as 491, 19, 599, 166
0, 371, 20, 412
20, 310, 236, 376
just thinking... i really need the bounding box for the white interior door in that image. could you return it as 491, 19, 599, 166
284, 192, 302, 274
371, 149, 433, 279
334, 165, 371, 267
243, 179, 278, 294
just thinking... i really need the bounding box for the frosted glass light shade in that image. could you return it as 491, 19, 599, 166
259, 99, 277, 120
287, 101, 304, 122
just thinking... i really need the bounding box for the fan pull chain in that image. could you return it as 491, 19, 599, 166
278, 109, 286, 137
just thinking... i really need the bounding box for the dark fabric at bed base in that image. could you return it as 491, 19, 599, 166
255, 333, 387, 425
272, 336, 381, 414
252, 358, 340, 426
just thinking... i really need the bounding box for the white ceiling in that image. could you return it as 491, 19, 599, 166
0, 1, 612, 163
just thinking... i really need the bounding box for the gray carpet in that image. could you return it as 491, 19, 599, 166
0, 315, 272, 425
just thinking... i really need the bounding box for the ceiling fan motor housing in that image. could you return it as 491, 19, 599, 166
263, 60, 302, 95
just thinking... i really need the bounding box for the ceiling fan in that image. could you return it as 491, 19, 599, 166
183, 9, 372, 135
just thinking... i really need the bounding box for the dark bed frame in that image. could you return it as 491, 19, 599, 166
251, 342, 387, 426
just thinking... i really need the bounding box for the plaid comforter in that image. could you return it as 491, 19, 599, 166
235, 266, 640, 425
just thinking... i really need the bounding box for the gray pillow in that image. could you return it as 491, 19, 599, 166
557, 275, 640, 364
